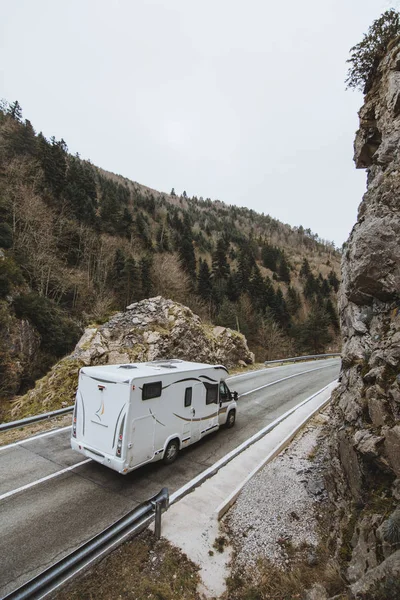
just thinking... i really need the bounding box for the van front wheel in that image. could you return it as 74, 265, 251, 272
226, 410, 236, 428
163, 439, 179, 464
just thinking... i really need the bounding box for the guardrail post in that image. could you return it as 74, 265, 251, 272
154, 500, 162, 540
152, 487, 169, 541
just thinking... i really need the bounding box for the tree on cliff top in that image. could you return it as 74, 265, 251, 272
346, 9, 400, 93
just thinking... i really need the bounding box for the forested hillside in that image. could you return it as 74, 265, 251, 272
0, 100, 340, 410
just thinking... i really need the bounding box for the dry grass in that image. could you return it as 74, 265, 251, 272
229, 363, 265, 376
54, 530, 201, 600
224, 551, 345, 600
0, 414, 72, 447
3, 358, 84, 422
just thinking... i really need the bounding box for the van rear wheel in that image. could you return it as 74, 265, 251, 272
163, 439, 179, 464
226, 410, 236, 428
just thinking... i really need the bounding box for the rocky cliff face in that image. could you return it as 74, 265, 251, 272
9, 296, 254, 420
327, 40, 400, 598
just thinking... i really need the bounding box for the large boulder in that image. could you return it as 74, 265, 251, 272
72, 297, 254, 368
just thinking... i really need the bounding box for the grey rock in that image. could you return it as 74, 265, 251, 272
392, 479, 400, 501
72, 296, 254, 368
347, 515, 380, 583
354, 430, 384, 459
350, 549, 400, 598
368, 395, 388, 427
305, 583, 328, 600
384, 426, 400, 477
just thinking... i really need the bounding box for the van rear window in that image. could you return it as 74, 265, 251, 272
142, 382, 162, 400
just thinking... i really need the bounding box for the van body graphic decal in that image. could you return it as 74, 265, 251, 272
95, 398, 105, 421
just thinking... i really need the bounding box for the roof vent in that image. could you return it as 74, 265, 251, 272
118, 365, 137, 369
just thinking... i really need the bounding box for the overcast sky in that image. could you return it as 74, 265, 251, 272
1, 0, 398, 247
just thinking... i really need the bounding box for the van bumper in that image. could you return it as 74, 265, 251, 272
71, 438, 128, 474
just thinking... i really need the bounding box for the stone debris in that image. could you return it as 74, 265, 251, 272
227, 424, 327, 568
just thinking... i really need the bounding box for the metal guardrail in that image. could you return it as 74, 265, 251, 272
3, 487, 169, 600
0, 406, 74, 433
264, 353, 341, 366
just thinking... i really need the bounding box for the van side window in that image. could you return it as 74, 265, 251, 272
142, 381, 162, 400
184, 387, 192, 407
205, 383, 218, 405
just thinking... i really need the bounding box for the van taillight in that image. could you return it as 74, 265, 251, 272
116, 416, 125, 457
72, 403, 77, 438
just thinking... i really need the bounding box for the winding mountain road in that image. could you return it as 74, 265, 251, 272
0, 358, 340, 597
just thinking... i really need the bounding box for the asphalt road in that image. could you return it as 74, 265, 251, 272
0, 358, 340, 597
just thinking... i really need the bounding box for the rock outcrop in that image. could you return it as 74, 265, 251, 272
326, 39, 400, 598
72, 296, 254, 368
9, 297, 254, 420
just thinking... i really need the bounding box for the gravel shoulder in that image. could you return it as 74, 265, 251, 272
223, 408, 345, 599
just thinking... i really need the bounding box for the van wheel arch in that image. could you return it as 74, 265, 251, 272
163, 438, 180, 464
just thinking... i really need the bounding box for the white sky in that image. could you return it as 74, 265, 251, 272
1, 0, 397, 246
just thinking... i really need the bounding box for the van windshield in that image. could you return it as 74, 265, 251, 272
219, 381, 230, 401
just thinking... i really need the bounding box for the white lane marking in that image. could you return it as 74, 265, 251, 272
0, 459, 91, 502
238, 364, 332, 397
0, 425, 72, 452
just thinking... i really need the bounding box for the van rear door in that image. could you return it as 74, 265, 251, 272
76, 369, 129, 459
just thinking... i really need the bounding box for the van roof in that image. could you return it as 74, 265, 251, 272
80, 360, 228, 383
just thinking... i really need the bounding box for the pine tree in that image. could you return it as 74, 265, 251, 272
178, 235, 196, 280
261, 244, 279, 272
264, 276, 276, 310
325, 298, 339, 330
272, 287, 291, 329
226, 271, 241, 303
277, 252, 291, 283
37, 134, 67, 198
346, 9, 400, 93
8, 100, 23, 122
328, 269, 340, 292
300, 257, 311, 278
140, 255, 153, 299
237, 246, 255, 291
110, 249, 125, 287
197, 259, 212, 301
304, 273, 317, 299
248, 265, 267, 313
215, 298, 237, 330
298, 304, 332, 353
123, 256, 140, 306
64, 156, 97, 223
286, 286, 301, 316
212, 238, 230, 280
321, 278, 331, 297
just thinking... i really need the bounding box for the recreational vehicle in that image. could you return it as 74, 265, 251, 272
70, 359, 238, 474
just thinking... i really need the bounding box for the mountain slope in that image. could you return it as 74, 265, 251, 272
0, 101, 341, 414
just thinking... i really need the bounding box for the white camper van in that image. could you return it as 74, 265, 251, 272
71, 359, 238, 475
